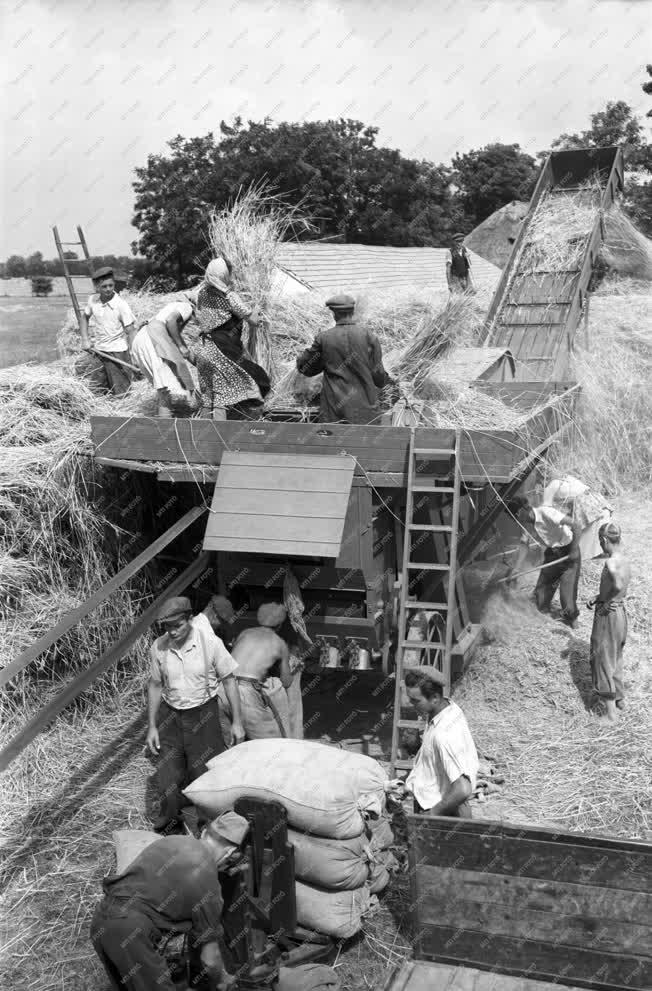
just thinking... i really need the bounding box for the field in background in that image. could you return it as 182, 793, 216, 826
0, 297, 75, 368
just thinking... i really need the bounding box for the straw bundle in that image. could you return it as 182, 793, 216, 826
395, 293, 486, 390
602, 207, 652, 280
519, 187, 600, 274
0, 364, 152, 714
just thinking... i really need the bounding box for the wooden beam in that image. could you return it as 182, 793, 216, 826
0, 553, 211, 774
0, 507, 207, 689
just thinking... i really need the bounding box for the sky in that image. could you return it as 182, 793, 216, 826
1, 0, 650, 258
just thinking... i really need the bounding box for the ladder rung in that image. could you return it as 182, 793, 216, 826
404, 601, 448, 610
61, 241, 83, 246
399, 640, 445, 650
413, 448, 456, 456
412, 485, 456, 493
406, 563, 449, 571
397, 719, 423, 730
394, 759, 415, 770
408, 524, 453, 532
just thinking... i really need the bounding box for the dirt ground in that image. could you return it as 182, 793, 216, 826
1, 496, 650, 991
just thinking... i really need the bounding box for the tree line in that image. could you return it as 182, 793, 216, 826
4, 81, 651, 291
1, 251, 153, 282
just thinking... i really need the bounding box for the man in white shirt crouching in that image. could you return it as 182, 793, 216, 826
387, 667, 479, 818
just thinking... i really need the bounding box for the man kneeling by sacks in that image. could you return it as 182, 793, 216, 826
91, 812, 249, 991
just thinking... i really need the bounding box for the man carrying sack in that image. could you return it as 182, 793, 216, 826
218, 603, 294, 742
147, 596, 245, 834
90, 813, 249, 991
587, 522, 631, 722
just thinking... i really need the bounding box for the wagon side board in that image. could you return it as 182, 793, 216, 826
405, 815, 652, 991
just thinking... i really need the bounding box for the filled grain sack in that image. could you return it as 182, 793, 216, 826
289, 815, 396, 891
295, 880, 372, 939
185, 739, 387, 840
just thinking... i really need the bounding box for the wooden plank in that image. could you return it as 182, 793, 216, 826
215, 465, 353, 492
409, 826, 652, 892
204, 515, 345, 542
209, 490, 348, 519
95, 456, 156, 473
206, 537, 342, 556
401, 961, 590, 991
0, 554, 211, 774
419, 894, 652, 956
220, 452, 355, 471
417, 925, 651, 990
416, 865, 652, 926
0, 507, 208, 689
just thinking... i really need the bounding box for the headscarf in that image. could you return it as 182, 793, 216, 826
599, 521, 622, 543
204, 258, 230, 293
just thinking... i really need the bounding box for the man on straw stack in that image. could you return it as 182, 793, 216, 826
296, 293, 392, 424
587, 522, 631, 722
79, 266, 136, 394
217, 603, 295, 741
446, 233, 475, 294
385, 667, 478, 817
146, 596, 245, 835
509, 496, 582, 629
90, 813, 248, 991
130, 293, 201, 417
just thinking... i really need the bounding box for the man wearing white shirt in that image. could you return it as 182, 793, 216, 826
510, 496, 582, 628
387, 667, 478, 818
79, 266, 136, 394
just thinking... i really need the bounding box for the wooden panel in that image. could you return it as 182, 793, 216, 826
203, 452, 354, 558
210, 490, 346, 518
407, 815, 652, 991
418, 926, 651, 990
500, 304, 569, 325
390, 960, 596, 991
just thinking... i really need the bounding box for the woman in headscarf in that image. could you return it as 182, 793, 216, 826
130, 293, 200, 416
192, 258, 271, 420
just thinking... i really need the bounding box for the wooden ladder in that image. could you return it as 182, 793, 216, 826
390, 429, 462, 776
53, 225, 93, 346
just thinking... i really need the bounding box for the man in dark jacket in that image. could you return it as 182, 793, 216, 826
446, 234, 475, 293
296, 294, 392, 424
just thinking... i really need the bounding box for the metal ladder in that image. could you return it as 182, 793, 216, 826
390, 429, 462, 775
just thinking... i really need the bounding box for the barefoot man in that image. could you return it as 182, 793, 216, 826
218, 603, 295, 742
587, 522, 631, 722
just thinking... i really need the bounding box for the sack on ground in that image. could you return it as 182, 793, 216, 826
184, 739, 387, 840
295, 880, 372, 939
113, 829, 160, 874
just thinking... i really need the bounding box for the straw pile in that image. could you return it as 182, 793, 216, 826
602, 208, 652, 280
0, 364, 152, 715
518, 184, 601, 274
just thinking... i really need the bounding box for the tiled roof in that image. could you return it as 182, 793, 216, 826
275, 242, 501, 296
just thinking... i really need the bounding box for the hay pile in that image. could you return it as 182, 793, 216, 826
602, 208, 652, 280
0, 364, 151, 716
518, 183, 601, 275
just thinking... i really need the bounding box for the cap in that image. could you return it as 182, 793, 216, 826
206, 594, 235, 623
205, 810, 250, 847
325, 293, 355, 311
599, 521, 621, 542
257, 603, 287, 628
92, 266, 114, 281
453, 232, 465, 241
157, 595, 192, 622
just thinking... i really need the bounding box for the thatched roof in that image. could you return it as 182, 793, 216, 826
465, 200, 529, 269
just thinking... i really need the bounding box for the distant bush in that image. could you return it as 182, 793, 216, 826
31, 276, 53, 297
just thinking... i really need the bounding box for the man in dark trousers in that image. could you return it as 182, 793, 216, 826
90, 818, 246, 991
446, 234, 475, 293
146, 596, 245, 834
296, 293, 393, 424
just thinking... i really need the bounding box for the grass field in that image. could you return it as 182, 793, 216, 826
0, 297, 72, 368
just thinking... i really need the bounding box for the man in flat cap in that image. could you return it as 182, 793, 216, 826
218, 602, 296, 741
79, 266, 136, 394
446, 233, 475, 294
147, 596, 245, 834
90, 812, 248, 991
587, 522, 631, 722
296, 293, 392, 424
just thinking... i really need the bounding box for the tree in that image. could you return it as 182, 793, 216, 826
643, 64, 652, 116
5, 255, 27, 278
25, 251, 46, 277
452, 143, 538, 227
131, 119, 463, 286
31, 275, 53, 297
551, 101, 645, 163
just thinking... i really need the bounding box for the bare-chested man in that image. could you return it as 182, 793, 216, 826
217, 603, 293, 742
586, 522, 631, 722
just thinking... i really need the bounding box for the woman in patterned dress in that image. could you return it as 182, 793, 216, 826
192, 258, 271, 420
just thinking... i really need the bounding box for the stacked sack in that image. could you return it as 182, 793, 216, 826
184, 739, 397, 939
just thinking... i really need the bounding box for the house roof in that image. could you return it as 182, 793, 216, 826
275, 242, 501, 296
